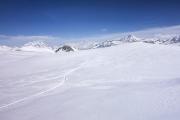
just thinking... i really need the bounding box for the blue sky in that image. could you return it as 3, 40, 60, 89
0, 0, 180, 40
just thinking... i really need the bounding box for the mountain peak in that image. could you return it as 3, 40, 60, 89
23, 41, 48, 48
120, 34, 139, 42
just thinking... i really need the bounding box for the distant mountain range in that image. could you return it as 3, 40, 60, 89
0, 34, 180, 52
92, 34, 180, 49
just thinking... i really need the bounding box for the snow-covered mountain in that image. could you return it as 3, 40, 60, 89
164, 35, 180, 44
93, 40, 120, 48
1, 34, 180, 53
90, 34, 180, 49
121, 34, 140, 42
0, 42, 180, 120
14, 41, 54, 52
93, 35, 139, 49
142, 35, 180, 45
1, 27, 180, 120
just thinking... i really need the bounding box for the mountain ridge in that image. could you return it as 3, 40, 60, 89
1, 34, 180, 52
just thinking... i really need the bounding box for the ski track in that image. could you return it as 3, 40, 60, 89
0, 62, 85, 111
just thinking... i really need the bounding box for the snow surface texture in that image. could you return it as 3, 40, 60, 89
0, 42, 180, 120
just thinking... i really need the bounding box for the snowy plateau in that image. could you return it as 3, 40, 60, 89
1, 33, 180, 120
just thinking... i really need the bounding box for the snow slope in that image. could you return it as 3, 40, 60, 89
0, 42, 180, 120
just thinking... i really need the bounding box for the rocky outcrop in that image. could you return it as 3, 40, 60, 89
55, 45, 75, 52
122, 35, 140, 42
